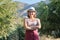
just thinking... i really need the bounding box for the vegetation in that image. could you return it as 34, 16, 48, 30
0, 0, 60, 40
36, 0, 60, 37
0, 0, 18, 40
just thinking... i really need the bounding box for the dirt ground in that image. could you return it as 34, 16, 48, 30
40, 35, 60, 40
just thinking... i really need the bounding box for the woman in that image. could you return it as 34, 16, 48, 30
24, 7, 41, 40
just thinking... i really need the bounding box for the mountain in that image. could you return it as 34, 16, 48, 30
17, 1, 48, 18
14, 1, 29, 18
15, 1, 28, 9
17, 2, 40, 18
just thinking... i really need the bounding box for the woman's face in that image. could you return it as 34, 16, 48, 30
28, 11, 36, 17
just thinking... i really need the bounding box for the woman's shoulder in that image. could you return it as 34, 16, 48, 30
24, 18, 29, 20
35, 18, 40, 20
24, 18, 29, 21
35, 18, 41, 22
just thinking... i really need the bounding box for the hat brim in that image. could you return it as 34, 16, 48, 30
27, 9, 36, 12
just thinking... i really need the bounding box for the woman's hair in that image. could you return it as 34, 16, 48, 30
27, 12, 36, 18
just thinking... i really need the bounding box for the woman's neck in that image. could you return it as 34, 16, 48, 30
30, 16, 35, 20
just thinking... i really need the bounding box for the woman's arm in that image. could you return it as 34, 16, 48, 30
24, 19, 34, 30
36, 19, 41, 29
31, 19, 41, 29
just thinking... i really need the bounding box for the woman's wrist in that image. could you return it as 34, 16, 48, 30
25, 26, 34, 30
35, 26, 39, 29
31, 26, 38, 30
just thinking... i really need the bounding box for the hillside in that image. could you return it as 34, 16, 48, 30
16, 1, 48, 18
17, 2, 40, 18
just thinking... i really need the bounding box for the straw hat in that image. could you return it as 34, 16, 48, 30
27, 7, 36, 12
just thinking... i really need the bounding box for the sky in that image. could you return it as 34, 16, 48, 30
13, 0, 46, 4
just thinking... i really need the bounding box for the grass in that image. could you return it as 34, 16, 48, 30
40, 35, 60, 40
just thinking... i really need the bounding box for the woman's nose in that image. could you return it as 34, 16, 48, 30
30, 13, 33, 15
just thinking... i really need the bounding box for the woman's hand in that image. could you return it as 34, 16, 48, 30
31, 26, 38, 30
